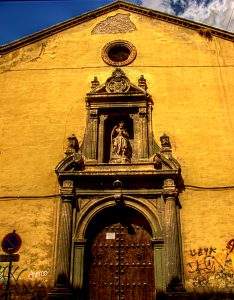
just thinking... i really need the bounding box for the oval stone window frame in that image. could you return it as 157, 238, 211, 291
102, 40, 137, 66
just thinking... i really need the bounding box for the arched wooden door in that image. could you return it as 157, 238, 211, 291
84, 207, 155, 300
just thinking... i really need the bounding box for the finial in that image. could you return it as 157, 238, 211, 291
138, 75, 147, 90
91, 76, 100, 90
112, 68, 125, 78
160, 133, 171, 149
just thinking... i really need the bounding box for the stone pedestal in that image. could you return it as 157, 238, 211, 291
48, 287, 73, 300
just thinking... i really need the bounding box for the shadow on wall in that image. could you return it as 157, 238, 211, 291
157, 292, 234, 300
0, 282, 50, 300
0, 285, 234, 300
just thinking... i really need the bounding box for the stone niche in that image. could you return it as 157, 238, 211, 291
82, 68, 158, 164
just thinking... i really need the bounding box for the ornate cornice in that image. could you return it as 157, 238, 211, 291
0, 1, 233, 55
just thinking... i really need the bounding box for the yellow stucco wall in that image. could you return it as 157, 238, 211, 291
0, 9, 233, 292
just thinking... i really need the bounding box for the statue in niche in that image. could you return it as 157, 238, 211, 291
110, 122, 132, 163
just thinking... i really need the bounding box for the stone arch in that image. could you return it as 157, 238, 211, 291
74, 194, 163, 241
72, 194, 166, 293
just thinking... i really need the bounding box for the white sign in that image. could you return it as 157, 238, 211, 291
106, 232, 115, 240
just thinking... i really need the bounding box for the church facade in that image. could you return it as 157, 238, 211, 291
0, 2, 233, 299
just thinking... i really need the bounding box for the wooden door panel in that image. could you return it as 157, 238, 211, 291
86, 217, 155, 300
88, 224, 120, 300
120, 224, 155, 300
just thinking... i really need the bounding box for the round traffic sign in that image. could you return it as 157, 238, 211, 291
1, 230, 22, 254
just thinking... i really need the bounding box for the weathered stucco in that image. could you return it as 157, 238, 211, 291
0, 8, 233, 293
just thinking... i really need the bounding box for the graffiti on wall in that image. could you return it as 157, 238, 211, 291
28, 270, 49, 282
0, 264, 50, 289
0, 264, 50, 299
186, 240, 234, 288
0, 264, 27, 289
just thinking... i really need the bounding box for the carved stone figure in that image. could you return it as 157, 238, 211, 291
110, 122, 132, 163
65, 134, 80, 156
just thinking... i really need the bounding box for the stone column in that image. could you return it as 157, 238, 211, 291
56, 200, 73, 283
98, 114, 108, 163
147, 103, 155, 157
129, 113, 137, 161
89, 109, 99, 161
83, 109, 99, 162
49, 182, 74, 299
139, 107, 149, 160
163, 179, 182, 291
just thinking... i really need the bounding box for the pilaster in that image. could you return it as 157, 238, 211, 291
98, 114, 108, 163
72, 239, 86, 297
152, 238, 166, 292
139, 107, 149, 160
84, 109, 99, 162
163, 179, 182, 291
48, 182, 75, 299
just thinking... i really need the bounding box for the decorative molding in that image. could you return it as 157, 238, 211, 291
139, 107, 147, 117
89, 109, 98, 119
74, 194, 163, 240
91, 13, 136, 35
163, 178, 178, 199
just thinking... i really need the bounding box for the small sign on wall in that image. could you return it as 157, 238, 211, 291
106, 232, 115, 240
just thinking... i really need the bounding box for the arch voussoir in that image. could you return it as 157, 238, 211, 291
74, 195, 163, 241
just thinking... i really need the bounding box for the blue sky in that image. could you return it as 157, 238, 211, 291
0, 0, 233, 45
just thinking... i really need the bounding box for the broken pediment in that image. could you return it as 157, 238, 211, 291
87, 68, 148, 97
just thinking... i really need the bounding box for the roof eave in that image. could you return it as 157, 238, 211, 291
0, 0, 233, 55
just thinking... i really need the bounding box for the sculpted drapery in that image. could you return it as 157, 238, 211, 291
110, 121, 132, 163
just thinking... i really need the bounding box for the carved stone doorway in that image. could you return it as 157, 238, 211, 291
83, 207, 155, 300
52, 69, 184, 300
